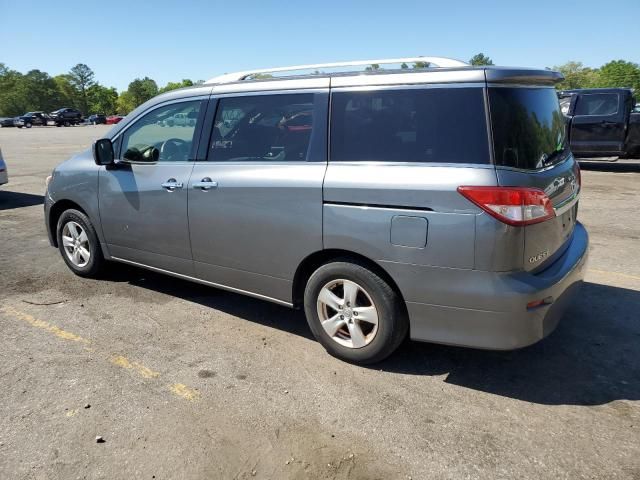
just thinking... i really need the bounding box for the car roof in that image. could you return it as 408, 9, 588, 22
105, 58, 563, 139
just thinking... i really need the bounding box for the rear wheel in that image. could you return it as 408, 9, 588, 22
304, 260, 408, 364
56, 209, 105, 278
25, 122, 32, 128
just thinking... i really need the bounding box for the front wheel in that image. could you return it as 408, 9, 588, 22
56, 209, 105, 278
304, 260, 408, 364
25, 122, 32, 128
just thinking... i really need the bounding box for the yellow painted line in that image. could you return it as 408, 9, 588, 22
111, 355, 160, 379
1, 305, 90, 344
588, 269, 640, 282
2, 305, 198, 402
169, 383, 200, 401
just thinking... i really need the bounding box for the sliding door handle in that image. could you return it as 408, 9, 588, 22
193, 177, 218, 190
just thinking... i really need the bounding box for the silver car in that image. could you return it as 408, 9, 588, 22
44, 57, 588, 364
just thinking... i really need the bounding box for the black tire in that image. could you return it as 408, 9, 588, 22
56, 209, 105, 278
25, 122, 32, 128
64, 120, 70, 127
304, 260, 408, 364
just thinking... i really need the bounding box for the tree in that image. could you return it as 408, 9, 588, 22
127, 77, 158, 107
400, 63, 409, 69
596, 60, 640, 90
365, 64, 381, 71
158, 79, 195, 94
469, 53, 494, 66
68, 64, 96, 114
17, 70, 61, 113
54, 75, 78, 109
88, 85, 118, 114
412, 61, 430, 69
553, 61, 600, 90
116, 91, 136, 114
0, 63, 25, 116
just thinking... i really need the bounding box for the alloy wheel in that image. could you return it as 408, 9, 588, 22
316, 279, 379, 348
61, 221, 91, 268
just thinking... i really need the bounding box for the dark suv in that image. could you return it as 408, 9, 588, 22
50, 108, 83, 126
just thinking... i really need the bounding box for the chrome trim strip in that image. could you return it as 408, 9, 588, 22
329, 82, 486, 92
553, 190, 580, 216
110, 256, 294, 308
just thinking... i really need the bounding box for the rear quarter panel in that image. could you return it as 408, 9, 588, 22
323, 163, 497, 269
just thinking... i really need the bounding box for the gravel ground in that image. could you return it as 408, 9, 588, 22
0, 125, 638, 480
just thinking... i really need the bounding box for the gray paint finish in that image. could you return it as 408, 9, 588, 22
44, 64, 589, 352
188, 162, 325, 303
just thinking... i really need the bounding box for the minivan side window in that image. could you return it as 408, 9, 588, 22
574, 93, 619, 116
120, 100, 202, 162
330, 88, 489, 164
209, 93, 314, 162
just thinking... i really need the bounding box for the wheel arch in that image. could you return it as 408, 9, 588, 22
48, 199, 89, 247
292, 249, 407, 311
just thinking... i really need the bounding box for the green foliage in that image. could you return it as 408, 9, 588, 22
158, 79, 194, 93
595, 60, 640, 90
126, 77, 158, 109
412, 61, 430, 69
553, 62, 600, 90
116, 91, 136, 115
88, 85, 118, 115
469, 53, 494, 66
68, 63, 95, 113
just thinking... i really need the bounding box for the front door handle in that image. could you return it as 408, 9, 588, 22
161, 178, 183, 191
193, 177, 218, 190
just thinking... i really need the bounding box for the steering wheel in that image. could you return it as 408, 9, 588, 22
160, 138, 189, 161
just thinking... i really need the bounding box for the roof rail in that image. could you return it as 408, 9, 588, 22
206, 56, 469, 84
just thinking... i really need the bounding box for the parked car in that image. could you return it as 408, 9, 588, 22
559, 88, 640, 158
160, 111, 197, 127
106, 115, 124, 125
0, 117, 15, 127
50, 107, 83, 126
88, 114, 107, 125
0, 147, 8, 186
44, 57, 588, 364
14, 111, 49, 128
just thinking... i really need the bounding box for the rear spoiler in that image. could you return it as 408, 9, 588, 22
485, 68, 564, 86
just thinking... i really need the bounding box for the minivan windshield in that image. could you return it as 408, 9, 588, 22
489, 87, 568, 170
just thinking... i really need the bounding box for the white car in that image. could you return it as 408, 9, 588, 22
0, 147, 8, 186
162, 112, 197, 127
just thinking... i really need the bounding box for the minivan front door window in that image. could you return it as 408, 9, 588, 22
120, 101, 201, 162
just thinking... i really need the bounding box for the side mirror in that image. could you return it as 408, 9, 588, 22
93, 138, 114, 166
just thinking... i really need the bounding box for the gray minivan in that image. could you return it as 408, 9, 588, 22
44, 57, 588, 364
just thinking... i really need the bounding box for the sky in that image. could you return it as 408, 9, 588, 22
1, 0, 638, 92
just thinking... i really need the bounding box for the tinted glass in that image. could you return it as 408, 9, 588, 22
330, 88, 489, 164
210, 94, 314, 162
489, 88, 568, 170
120, 100, 201, 162
574, 93, 619, 116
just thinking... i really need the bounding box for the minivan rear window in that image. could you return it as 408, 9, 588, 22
489, 87, 568, 170
330, 88, 490, 164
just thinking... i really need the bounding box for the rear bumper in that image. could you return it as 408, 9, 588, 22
385, 222, 589, 350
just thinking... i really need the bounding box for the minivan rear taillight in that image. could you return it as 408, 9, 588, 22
457, 186, 555, 226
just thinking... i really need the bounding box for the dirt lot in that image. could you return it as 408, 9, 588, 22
0, 125, 638, 480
